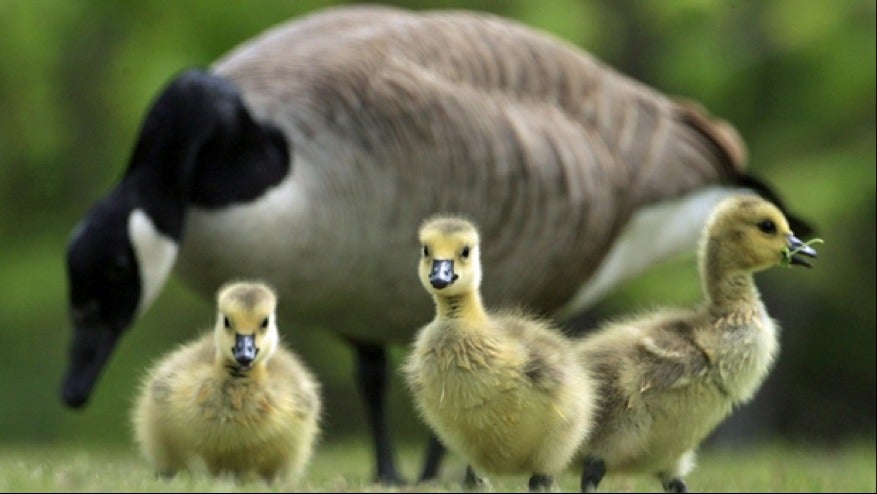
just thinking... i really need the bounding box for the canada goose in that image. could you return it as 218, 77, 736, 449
573, 194, 818, 492
403, 216, 596, 491
132, 281, 321, 482
61, 5, 810, 483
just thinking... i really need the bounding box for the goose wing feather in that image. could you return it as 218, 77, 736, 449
208, 6, 745, 316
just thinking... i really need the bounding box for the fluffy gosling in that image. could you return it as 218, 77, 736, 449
575, 194, 818, 492
132, 281, 321, 482
403, 215, 597, 492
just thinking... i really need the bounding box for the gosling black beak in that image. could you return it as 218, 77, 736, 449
429, 259, 458, 289
232, 333, 258, 370
786, 234, 818, 268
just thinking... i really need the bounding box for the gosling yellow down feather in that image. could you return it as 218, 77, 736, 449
403, 216, 597, 491
574, 194, 818, 492
132, 281, 321, 482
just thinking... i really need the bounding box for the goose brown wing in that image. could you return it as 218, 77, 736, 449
213, 6, 749, 312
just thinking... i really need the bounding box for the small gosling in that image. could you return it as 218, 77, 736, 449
403, 216, 597, 492
132, 281, 321, 482
575, 194, 818, 492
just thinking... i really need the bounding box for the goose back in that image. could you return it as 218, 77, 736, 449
176, 5, 747, 342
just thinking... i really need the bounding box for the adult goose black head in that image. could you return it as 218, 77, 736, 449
62, 70, 289, 407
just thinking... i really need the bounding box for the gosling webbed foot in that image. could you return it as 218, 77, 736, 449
528, 473, 554, 492
580, 456, 606, 492
663, 477, 688, 493
463, 465, 491, 491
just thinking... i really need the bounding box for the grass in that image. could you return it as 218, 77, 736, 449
0, 439, 874, 492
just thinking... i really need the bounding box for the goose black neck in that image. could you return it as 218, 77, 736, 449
124, 68, 290, 217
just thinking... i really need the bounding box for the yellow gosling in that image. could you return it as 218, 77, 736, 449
575, 194, 818, 492
404, 216, 597, 492
132, 281, 321, 483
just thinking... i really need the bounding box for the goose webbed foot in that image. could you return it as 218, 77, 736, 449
155, 470, 176, 480
662, 477, 688, 493
580, 456, 605, 492
528, 473, 554, 492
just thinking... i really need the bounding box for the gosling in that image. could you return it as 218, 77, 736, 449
403, 216, 597, 492
132, 281, 321, 482
575, 194, 818, 492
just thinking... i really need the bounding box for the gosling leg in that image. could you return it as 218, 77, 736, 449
417, 433, 446, 482
351, 341, 403, 485
528, 473, 554, 492
580, 456, 606, 492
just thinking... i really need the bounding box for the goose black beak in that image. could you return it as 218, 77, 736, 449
786, 234, 818, 268
429, 260, 458, 289
61, 323, 119, 408
232, 333, 258, 370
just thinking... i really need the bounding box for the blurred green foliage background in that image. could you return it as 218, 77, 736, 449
0, 0, 873, 455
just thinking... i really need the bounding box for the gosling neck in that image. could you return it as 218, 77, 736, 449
431, 288, 489, 324
700, 240, 763, 317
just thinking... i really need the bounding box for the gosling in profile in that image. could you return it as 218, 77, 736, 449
132, 281, 321, 482
575, 194, 819, 492
403, 216, 597, 492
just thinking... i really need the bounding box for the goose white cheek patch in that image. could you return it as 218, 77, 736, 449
129, 209, 178, 315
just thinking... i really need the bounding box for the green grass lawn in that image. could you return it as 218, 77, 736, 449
0, 439, 874, 492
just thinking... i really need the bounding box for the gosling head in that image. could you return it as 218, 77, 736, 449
704, 194, 818, 273
214, 281, 279, 373
418, 216, 482, 297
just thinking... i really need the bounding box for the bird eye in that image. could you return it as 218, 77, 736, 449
260, 317, 269, 330
757, 220, 777, 234
223, 316, 231, 329
422, 245, 429, 257
461, 246, 470, 258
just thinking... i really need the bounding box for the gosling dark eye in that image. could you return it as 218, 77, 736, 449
260, 317, 269, 329
461, 246, 470, 258
757, 220, 777, 234
223, 316, 231, 329
423, 245, 429, 257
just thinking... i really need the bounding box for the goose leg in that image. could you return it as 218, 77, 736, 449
417, 433, 446, 482
662, 478, 688, 493
580, 456, 606, 492
528, 473, 554, 492
352, 342, 403, 485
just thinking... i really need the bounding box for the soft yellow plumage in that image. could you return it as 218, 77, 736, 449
403, 216, 597, 491
575, 194, 818, 492
132, 281, 321, 482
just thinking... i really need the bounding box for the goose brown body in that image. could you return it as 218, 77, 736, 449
574, 194, 818, 492
403, 217, 597, 489
177, 5, 750, 343
132, 282, 321, 482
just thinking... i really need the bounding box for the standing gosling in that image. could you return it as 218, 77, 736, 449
132, 281, 321, 482
403, 216, 597, 492
575, 194, 818, 492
